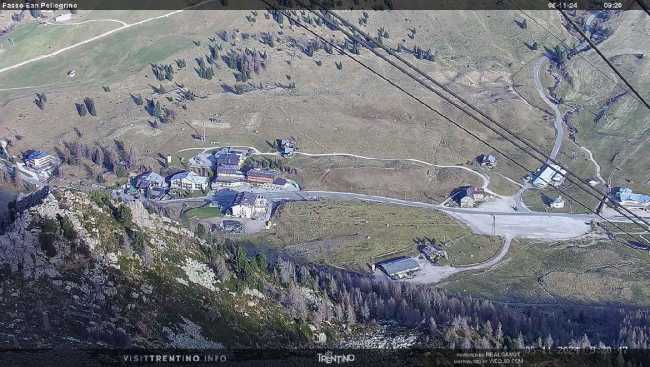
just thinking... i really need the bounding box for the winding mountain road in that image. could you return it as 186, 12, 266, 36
173, 145, 498, 196
404, 236, 513, 284
293, 151, 498, 196
46, 19, 129, 27
0, 0, 219, 76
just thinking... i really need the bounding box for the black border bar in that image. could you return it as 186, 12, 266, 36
2, 348, 650, 367
0, 0, 647, 11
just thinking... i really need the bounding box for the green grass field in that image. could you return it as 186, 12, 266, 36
441, 238, 650, 306
0, 22, 118, 69
246, 200, 501, 271
182, 206, 221, 220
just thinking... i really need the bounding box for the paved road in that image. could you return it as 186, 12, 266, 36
0, 0, 218, 76
293, 151, 498, 197
46, 18, 129, 27
264, 189, 593, 217
404, 236, 513, 284
266, 189, 595, 240
156, 188, 596, 220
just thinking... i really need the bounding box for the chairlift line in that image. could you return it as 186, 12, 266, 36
262, 1, 649, 247
311, 6, 650, 232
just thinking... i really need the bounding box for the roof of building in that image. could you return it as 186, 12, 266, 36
533, 164, 566, 186
234, 191, 266, 206
135, 171, 165, 187
227, 147, 251, 155
216, 165, 242, 173
222, 220, 243, 228
614, 187, 650, 204
216, 166, 244, 175
478, 154, 496, 163
189, 153, 215, 167
214, 168, 245, 182
378, 257, 420, 275
25, 150, 50, 161
214, 153, 241, 166
246, 168, 277, 178
467, 186, 485, 195
170, 171, 208, 184
279, 138, 296, 145
451, 186, 484, 203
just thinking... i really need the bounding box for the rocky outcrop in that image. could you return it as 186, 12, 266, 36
0, 195, 59, 280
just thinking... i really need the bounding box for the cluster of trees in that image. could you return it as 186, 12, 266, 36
544, 45, 568, 67
358, 12, 369, 26
58, 140, 137, 179
618, 311, 650, 348
395, 42, 435, 61
75, 97, 96, 117
407, 27, 416, 39
177, 87, 196, 103
207, 43, 222, 65
269, 10, 285, 25
412, 46, 434, 61
220, 81, 295, 95
144, 99, 177, 125
194, 56, 215, 80
178, 232, 650, 350
34, 92, 47, 110
377, 27, 390, 40
151, 63, 175, 81
292, 11, 324, 27
315, 10, 340, 31
241, 156, 297, 175
342, 37, 361, 55
217, 30, 237, 43
259, 32, 275, 47
175, 59, 186, 69
222, 48, 268, 83
290, 37, 334, 57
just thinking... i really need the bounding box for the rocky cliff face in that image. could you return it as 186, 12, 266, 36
0, 191, 83, 281
0, 188, 330, 348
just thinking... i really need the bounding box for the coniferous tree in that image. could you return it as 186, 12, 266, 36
84, 97, 97, 116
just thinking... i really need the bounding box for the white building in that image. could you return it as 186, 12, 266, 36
24, 151, 60, 172
230, 192, 269, 219
550, 196, 565, 209
452, 186, 486, 208
0, 140, 8, 158
170, 171, 208, 191
134, 171, 166, 192
532, 164, 567, 188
